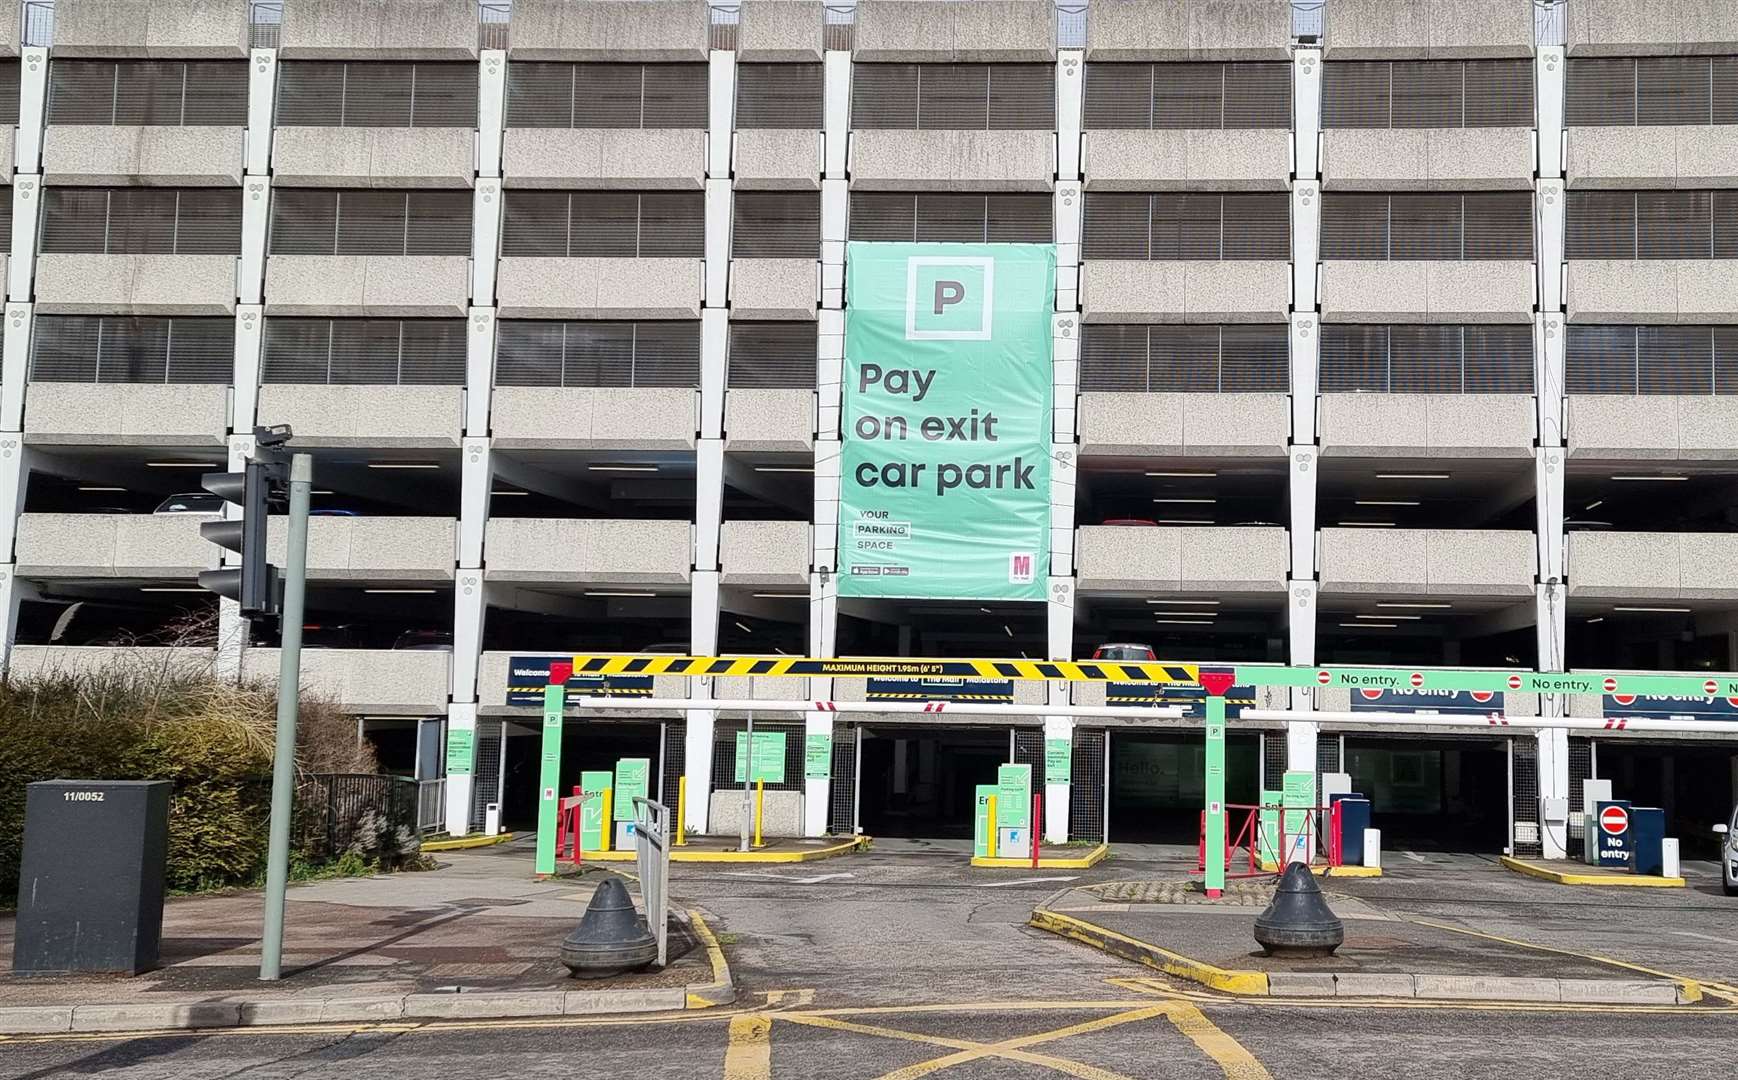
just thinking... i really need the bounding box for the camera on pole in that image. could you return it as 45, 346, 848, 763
196, 426, 292, 622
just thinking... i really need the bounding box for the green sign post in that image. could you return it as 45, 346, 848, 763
1044, 735, 1071, 786
534, 684, 565, 876
805, 732, 833, 779
1203, 695, 1227, 896
445, 726, 473, 775
1258, 790, 1283, 867
997, 763, 1032, 832
579, 769, 611, 852
735, 731, 788, 783
839, 243, 1055, 600
613, 757, 650, 822
1282, 770, 1317, 866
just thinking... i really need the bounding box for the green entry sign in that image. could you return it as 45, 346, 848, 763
1044, 735, 1071, 785
580, 769, 611, 851
997, 763, 1032, 830
839, 243, 1055, 600
613, 757, 650, 822
804, 732, 833, 779
534, 684, 565, 875
445, 726, 473, 775
974, 784, 998, 858
734, 731, 788, 784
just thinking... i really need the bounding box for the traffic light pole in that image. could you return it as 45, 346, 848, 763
259, 452, 312, 982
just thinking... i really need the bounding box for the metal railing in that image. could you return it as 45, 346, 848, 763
418, 778, 447, 834
248, 1, 282, 50
21, 0, 53, 48
295, 773, 420, 860
823, 3, 855, 52
709, 4, 740, 51
633, 797, 672, 968
1291, 0, 1325, 45
1534, 0, 1568, 48
479, 1, 510, 50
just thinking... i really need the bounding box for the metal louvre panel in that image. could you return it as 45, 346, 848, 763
559, 321, 635, 386
1151, 62, 1221, 129
984, 194, 1052, 242
1078, 323, 1148, 390
640, 64, 709, 128
162, 317, 235, 382
1715, 327, 1738, 393
1389, 193, 1461, 259
492, 320, 565, 385
1713, 192, 1738, 258
827, 726, 856, 835
850, 63, 919, 129
1566, 191, 1635, 259
735, 63, 823, 129
572, 64, 649, 128
627, 322, 703, 386
504, 61, 574, 128
1319, 193, 1388, 259
1068, 728, 1106, 843
1319, 324, 1390, 391
1082, 62, 1150, 129
96, 318, 169, 383
40, 188, 110, 253
260, 318, 333, 382
274, 61, 347, 126
0, 60, 20, 125
1463, 193, 1534, 259
1564, 325, 1637, 393
114, 61, 192, 125
338, 62, 414, 128
918, 64, 988, 129
1636, 191, 1710, 259
1565, 58, 1634, 126
1222, 194, 1290, 259
846, 192, 916, 241
636, 192, 706, 257
335, 190, 407, 255
396, 320, 468, 384
731, 191, 820, 259
1637, 57, 1712, 126
1219, 324, 1290, 390
1387, 324, 1462, 391
500, 191, 569, 257
47, 60, 119, 124
408, 63, 480, 127
172, 188, 244, 254
268, 188, 339, 255
986, 64, 1055, 130
569, 192, 640, 257
1081, 192, 1149, 259
1322, 61, 1389, 128
915, 193, 984, 242
327, 319, 404, 383
1222, 63, 1291, 129
1152, 193, 1222, 259
1464, 60, 1534, 127
1391, 62, 1463, 128
727, 321, 817, 388
1148, 325, 1219, 390
1716, 58, 1738, 126
28, 316, 101, 381
1638, 325, 1713, 393
1462, 325, 1534, 392
105, 189, 177, 254
0, 195, 10, 247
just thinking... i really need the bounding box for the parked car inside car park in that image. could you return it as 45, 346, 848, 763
152, 493, 224, 515
392, 630, 453, 652
1716, 807, 1738, 895
1091, 643, 1157, 662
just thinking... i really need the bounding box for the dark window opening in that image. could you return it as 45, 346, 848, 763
261, 318, 467, 384
494, 320, 701, 388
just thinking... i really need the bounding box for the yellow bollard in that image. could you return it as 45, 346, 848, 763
986, 795, 998, 859
600, 788, 613, 852
753, 779, 765, 848
676, 775, 687, 846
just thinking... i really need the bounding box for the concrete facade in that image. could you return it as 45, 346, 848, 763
1081, 129, 1291, 190
1321, 261, 1534, 323
41, 126, 246, 186
1566, 261, 1738, 323
1080, 260, 1289, 321
271, 128, 476, 189
1322, 129, 1535, 190
34, 254, 238, 315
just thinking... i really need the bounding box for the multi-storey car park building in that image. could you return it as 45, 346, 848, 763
1, 0, 1736, 857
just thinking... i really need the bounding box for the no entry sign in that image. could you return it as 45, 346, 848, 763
1599, 805, 1630, 836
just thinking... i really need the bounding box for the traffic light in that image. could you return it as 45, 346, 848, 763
196, 460, 282, 620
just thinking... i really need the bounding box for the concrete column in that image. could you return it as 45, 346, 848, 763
478, 51, 505, 179
695, 439, 723, 571
15, 48, 45, 175
0, 303, 27, 431
443, 700, 477, 836
692, 569, 720, 656
232, 307, 263, 432
1287, 581, 1318, 772
1050, 447, 1076, 578
1289, 315, 1318, 448
1288, 44, 1322, 761
700, 308, 727, 439
1293, 49, 1321, 182
6, 180, 37, 310
803, 711, 832, 837
451, 569, 485, 705
1537, 724, 1570, 859
0, 565, 31, 676
0, 437, 28, 560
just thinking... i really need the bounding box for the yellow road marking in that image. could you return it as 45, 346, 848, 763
723, 1014, 771, 1080
1109, 976, 1738, 1016
778, 1012, 1137, 1080
1163, 1002, 1273, 1080
874, 1004, 1168, 1080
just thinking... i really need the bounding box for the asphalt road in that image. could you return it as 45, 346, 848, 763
4, 846, 1736, 1078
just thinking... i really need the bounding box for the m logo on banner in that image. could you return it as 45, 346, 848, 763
1008, 552, 1034, 584
906, 256, 994, 340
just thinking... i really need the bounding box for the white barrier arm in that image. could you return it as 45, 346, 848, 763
572, 698, 1187, 721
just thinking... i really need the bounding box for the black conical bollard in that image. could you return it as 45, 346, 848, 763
559, 877, 658, 979
1253, 862, 1345, 957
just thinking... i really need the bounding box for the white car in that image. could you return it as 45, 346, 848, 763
1717, 808, 1738, 896
152, 493, 224, 515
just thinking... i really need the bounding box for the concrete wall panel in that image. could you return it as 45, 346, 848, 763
1082, 129, 1290, 190
724, 388, 814, 452
1319, 527, 1535, 595
1077, 392, 1289, 457
1568, 0, 1738, 56
242, 648, 451, 713
501, 129, 705, 188
42, 126, 245, 185
255, 384, 463, 447
485, 518, 693, 583
15, 513, 215, 576
1081, 260, 1286, 322
1319, 394, 1536, 458
1323, 128, 1533, 190
280, 0, 478, 59
1327, 0, 1532, 59
496, 257, 702, 319
1075, 524, 1286, 593
720, 519, 811, 585
848, 130, 1054, 191
855, 0, 1055, 61
36, 253, 237, 315
1086, 0, 1290, 61
1567, 260, 1738, 323
738, 1, 825, 61
490, 387, 698, 450
266, 516, 456, 580
728, 258, 817, 320
507, 0, 710, 61
53, 0, 249, 58
23, 383, 229, 445
272, 127, 475, 188
264, 254, 471, 316
733, 129, 823, 189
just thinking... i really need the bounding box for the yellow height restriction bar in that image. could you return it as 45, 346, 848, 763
566, 654, 1201, 684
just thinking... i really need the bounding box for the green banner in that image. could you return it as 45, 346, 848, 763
445, 727, 473, 775
1231, 666, 1738, 697
534, 684, 565, 875
1044, 736, 1071, 785
840, 242, 1055, 599
613, 757, 650, 821
998, 763, 1032, 830
734, 731, 788, 784
805, 733, 833, 779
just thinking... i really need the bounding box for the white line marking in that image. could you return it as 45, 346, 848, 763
1670, 930, 1738, 947
973, 876, 1079, 888
1401, 851, 1427, 863
722, 871, 857, 885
